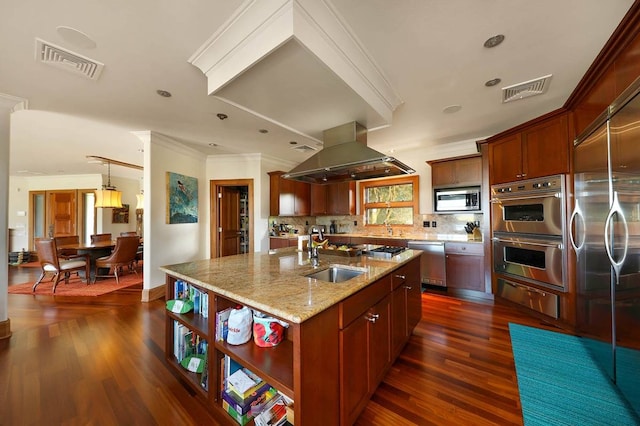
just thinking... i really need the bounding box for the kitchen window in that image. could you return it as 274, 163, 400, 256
360, 176, 419, 227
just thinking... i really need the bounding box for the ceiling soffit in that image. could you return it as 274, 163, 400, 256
188, 0, 402, 133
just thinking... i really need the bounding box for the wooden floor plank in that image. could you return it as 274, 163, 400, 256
3, 266, 562, 425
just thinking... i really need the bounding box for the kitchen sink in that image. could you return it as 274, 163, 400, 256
305, 265, 366, 283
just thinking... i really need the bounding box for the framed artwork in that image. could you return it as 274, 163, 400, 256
167, 172, 198, 224
112, 204, 130, 223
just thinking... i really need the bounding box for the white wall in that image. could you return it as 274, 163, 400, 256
101, 175, 140, 236
206, 153, 295, 253
7, 174, 142, 251
143, 132, 208, 291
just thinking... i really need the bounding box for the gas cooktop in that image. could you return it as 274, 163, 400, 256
364, 245, 407, 258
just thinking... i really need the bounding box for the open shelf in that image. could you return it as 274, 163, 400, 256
215, 339, 294, 398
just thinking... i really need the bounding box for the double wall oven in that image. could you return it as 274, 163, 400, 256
491, 175, 568, 318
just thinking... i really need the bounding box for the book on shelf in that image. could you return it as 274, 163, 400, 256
222, 384, 276, 416
222, 399, 253, 426
173, 321, 208, 364
172, 280, 208, 318
216, 307, 232, 341
226, 368, 265, 400
253, 394, 288, 426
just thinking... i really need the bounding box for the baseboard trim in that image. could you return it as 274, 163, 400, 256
142, 284, 165, 302
0, 318, 12, 340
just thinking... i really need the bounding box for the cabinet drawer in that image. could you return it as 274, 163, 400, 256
339, 275, 391, 329
445, 242, 483, 256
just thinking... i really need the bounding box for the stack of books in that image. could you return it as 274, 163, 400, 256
221, 360, 278, 425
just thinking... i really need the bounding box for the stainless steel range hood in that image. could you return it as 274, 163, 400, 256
283, 122, 415, 184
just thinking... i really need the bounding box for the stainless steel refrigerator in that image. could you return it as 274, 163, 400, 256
571, 77, 640, 416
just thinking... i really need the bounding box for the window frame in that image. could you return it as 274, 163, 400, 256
359, 175, 419, 229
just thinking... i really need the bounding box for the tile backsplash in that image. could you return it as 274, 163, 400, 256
270, 213, 484, 238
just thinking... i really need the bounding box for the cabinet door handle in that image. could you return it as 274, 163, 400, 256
366, 313, 380, 323
395, 274, 406, 280
403, 285, 413, 290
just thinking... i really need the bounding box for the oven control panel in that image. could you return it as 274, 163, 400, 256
492, 175, 564, 197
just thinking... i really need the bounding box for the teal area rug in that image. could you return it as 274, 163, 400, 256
509, 323, 640, 426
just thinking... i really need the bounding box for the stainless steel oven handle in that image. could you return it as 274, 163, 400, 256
568, 200, 585, 252
604, 190, 628, 280
507, 280, 548, 296
490, 192, 561, 203
492, 237, 563, 250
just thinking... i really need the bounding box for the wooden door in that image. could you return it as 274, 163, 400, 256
47, 190, 77, 238
219, 186, 241, 257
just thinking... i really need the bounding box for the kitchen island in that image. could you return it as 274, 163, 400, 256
160, 247, 422, 425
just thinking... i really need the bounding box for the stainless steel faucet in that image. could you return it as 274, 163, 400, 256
308, 226, 324, 266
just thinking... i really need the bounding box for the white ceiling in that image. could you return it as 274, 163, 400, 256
2, 0, 635, 180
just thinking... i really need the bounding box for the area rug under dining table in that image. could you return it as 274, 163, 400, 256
509, 323, 640, 426
8, 272, 142, 296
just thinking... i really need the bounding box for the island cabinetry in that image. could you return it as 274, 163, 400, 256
427, 154, 482, 187
391, 258, 422, 358
269, 171, 310, 216
489, 113, 569, 184
165, 275, 340, 425
310, 181, 356, 216
445, 242, 484, 292
339, 274, 391, 426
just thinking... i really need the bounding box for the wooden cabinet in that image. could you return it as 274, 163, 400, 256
339, 274, 391, 426
311, 181, 356, 216
269, 237, 297, 249
428, 154, 482, 187
268, 171, 310, 216
445, 242, 484, 291
391, 259, 421, 358
489, 113, 569, 184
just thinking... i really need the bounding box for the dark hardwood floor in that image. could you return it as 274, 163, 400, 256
1, 266, 559, 425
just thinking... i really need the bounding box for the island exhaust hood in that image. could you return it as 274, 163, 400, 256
283, 122, 414, 184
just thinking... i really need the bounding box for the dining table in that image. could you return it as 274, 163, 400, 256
57, 240, 116, 281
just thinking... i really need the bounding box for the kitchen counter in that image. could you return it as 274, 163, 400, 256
160, 247, 421, 324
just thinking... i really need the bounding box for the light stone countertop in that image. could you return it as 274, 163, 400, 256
160, 247, 421, 324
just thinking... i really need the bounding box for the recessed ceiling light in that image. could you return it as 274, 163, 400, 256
216, 113, 228, 120
56, 26, 97, 49
484, 34, 505, 48
442, 104, 462, 114
485, 78, 502, 87
289, 141, 298, 145
258, 129, 269, 134
156, 89, 172, 98
209, 143, 218, 147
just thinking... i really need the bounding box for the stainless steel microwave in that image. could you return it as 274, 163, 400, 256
434, 186, 481, 213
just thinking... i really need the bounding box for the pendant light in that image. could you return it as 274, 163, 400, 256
95, 160, 123, 208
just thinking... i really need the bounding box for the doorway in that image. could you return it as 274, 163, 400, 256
210, 179, 253, 258
29, 189, 96, 249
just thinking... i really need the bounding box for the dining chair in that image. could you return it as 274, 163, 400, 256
33, 238, 90, 293
94, 236, 140, 284
54, 235, 80, 256
120, 231, 138, 237
90, 233, 112, 243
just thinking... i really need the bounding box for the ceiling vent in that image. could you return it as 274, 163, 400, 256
35, 38, 104, 80
502, 74, 552, 103
291, 144, 317, 153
